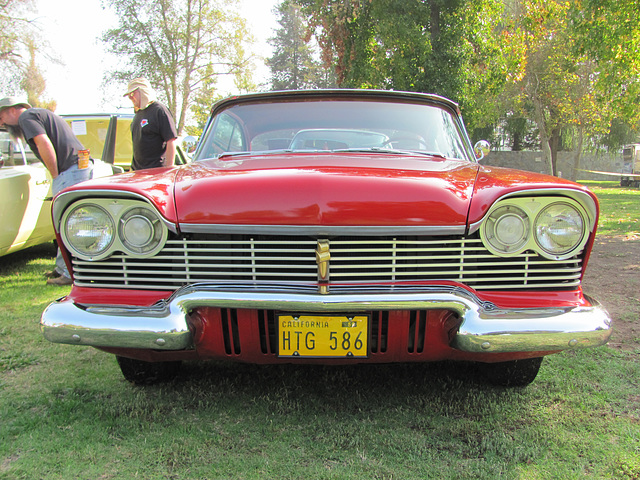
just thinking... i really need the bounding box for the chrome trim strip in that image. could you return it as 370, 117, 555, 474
177, 224, 467, 236
41, 285, 611, 353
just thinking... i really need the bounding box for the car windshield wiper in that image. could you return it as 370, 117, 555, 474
332, 147, 447, 158
209, 148, 448, 161
213, 149, 293, 160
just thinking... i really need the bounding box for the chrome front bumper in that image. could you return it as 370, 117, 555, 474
41, 285, 612, 354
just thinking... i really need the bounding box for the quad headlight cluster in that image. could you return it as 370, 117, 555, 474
60, 199, 168, 261
480, 196, 591, 260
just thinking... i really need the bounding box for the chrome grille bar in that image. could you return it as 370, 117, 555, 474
72, 235, 583, 291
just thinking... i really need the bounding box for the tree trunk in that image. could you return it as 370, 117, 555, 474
532, 97, 554, 175
430, 1, 441, 39
571, 126, 584, 182
548, 127, 560, 177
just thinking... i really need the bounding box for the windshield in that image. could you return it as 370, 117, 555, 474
194, 97, 474, 161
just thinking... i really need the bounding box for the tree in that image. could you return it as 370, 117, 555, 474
277, 0, 640, 172
0, 0, 50, 99
20, 38, 56, 110
267, 2, 335, 90
572, 0, 640, 140
0, 0, 33, 65
496, 0, 608, 178
296, 0, 507, 128
102, 0, 254, 135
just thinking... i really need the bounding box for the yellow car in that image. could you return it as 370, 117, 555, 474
63, 114, 134, 171
1, 113, 193, 257
63, 114, 193, 170
0, 132, 55, 256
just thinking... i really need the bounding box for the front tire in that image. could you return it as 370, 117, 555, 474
116, 356, 182, 385
480, 357, 543, 387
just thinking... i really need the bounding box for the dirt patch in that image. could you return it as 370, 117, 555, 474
582, 235, 640, 350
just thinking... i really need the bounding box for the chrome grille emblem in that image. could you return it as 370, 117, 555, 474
316, 239, 330, 294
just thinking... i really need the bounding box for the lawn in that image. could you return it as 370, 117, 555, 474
580, 181, 640, 236
1, 184, 639, 479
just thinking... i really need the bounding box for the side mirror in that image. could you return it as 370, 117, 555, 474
181, 136, 198, 155
474, 140, 490, 161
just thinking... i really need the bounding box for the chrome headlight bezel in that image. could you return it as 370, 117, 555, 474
60, 199, 168, 261
534, 202, 586, 257
118, 207, 167, 256
62, 204, 115, 260
481, 204, 530, 255
480, 196, 591, 260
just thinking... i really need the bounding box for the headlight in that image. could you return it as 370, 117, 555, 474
535, 203, 584, 256
64, 204, 115, 258
119, 207, 165, 255
479, 195, 592, 260
60, 198, 169, 260
482, 205, 530, 255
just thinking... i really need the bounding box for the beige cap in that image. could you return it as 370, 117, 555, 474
0, 96, 31, 113
123, 78, 157, 111
123, 77, 152, 97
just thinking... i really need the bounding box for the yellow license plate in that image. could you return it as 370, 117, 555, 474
278, 314, 369, 358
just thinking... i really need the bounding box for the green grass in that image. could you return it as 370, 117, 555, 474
1, 191, 640, 479
579, 181, 640, 236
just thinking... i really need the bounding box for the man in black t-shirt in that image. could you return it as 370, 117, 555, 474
0, 96, 94, 286
123, 78, 178, 170
0, 97, 87, 178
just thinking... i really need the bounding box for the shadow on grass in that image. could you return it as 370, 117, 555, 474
0, 242, 57, 272
147, 359, 524, 419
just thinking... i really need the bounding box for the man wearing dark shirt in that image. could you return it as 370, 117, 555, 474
123, 78, 178, 170
0, 96, 93, 285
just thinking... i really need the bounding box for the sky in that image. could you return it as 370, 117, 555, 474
34, 0, 280, 114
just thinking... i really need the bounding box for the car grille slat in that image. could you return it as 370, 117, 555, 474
72, 234, 584, 291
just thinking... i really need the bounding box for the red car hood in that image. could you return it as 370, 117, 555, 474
174, 153, 480, 227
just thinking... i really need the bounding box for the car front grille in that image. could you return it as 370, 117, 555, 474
71, 233, 583, 291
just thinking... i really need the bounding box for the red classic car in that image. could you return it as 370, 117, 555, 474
41, 90, 611, 386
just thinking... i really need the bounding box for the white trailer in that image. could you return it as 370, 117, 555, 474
621, 144, 640, 187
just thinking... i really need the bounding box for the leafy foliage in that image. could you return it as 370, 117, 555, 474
294, 0, 640, 176
267, 2, 336, 90
493, 0, 640, 177
101, 0, 254, 134
572, 0, 640, 125
297, 1, 507, 119
0, 0, 52, 103
0, 0, 33, 65
20, 38, 56, 110
497, 1, 599, 176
